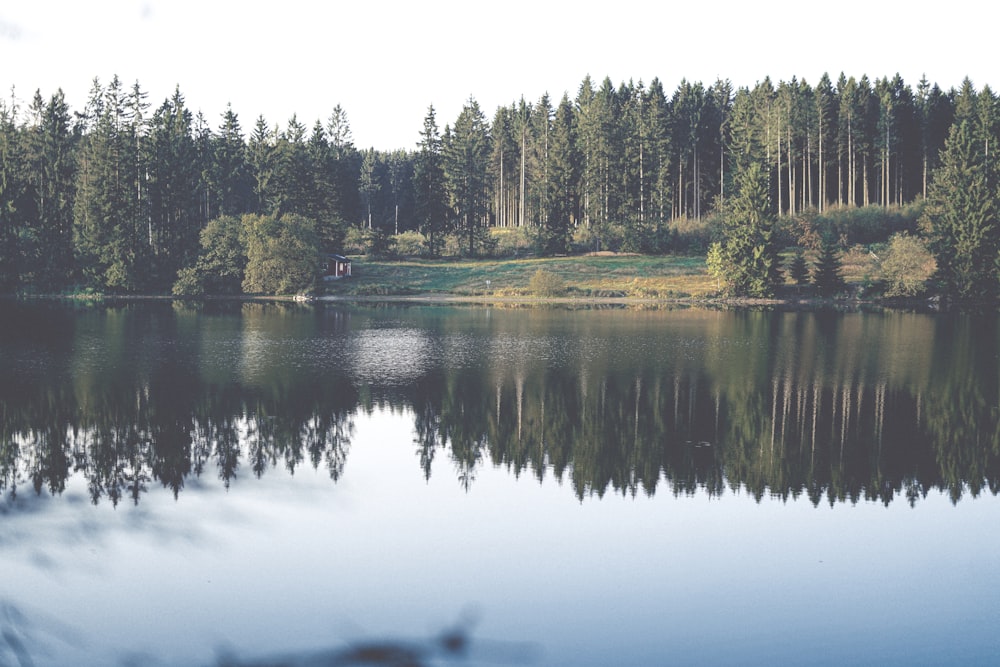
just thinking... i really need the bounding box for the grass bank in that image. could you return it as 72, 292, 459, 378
320, 254, 714, 300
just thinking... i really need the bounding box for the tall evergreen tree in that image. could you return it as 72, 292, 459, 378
146, 86, 200, 286
413, 106, 449, 257
213, 104, 253, 217
0, 93, 27, 290
925, 117, 999, 299
23, 89, 77, 289
444, 97, 491, 256
538, 94, 578, 255
706, 161, 781, 296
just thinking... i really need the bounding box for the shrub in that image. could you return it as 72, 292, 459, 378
880, 233, 936, 297
528, 269, 566, 296
492, 227, 533, 257
343, 226, 367, 254
393, 230, 426, 257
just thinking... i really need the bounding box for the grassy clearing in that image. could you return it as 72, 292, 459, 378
321, 254, 716, 299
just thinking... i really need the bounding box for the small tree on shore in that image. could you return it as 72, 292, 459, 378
787, 251, 810, 286
813, 240, 846, 296
880, 233, 936, 297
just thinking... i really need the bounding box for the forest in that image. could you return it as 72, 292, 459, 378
0, 71, 995, 297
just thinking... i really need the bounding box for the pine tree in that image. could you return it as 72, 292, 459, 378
413, 106, 449, 257
925, 117, 999, 299
444, 97, 491, 256
146, 86, 200, 286
787, 251, 810, 286
707, 161, 781, 296
0, 93, 27, 290
537, 94, 577, 255
214, 104, 253, 217
812, 240, 846, 295
23, 89, 77, 290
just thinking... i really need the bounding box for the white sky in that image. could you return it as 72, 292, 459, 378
1, 1, 993, 151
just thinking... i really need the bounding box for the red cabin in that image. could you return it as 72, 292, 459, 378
323, 254, 352, 280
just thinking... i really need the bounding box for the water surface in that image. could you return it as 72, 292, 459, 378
1, 301, 998, 666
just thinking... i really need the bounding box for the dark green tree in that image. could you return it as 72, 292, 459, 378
146, 86, 200, 287
22, 89, 78, 290
706, 161, 781, 296
0, 93, 27, 290
536, 93, 578, 255
213, 104, 253, 217
413, 106, 449, 257
812, 239, 847, 295
925, 116, 999, 300
787, 251, 810, 286
444, 97, 491, 256
72, 76, 149, 292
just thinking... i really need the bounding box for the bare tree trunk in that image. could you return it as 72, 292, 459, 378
519, 129, 526, 227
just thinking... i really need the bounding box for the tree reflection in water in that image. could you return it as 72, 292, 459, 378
2, 302, 999, 507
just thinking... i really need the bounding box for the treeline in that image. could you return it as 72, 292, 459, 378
0, 72, 985, 294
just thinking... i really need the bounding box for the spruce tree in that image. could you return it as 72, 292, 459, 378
787, 251, 810, 286
444, 97, 490, 256
707, 161, 781, 297
813, 240, 846, 296
925, 118, 998, 300
413, 106, 449, 257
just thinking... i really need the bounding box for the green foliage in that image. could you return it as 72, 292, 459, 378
786, 251, 810, 286
812, 241, 847, 296
491, 227, 533, 257
393, 230, 426, 257
242, 213, 322, 295
924, 119, 999, 300
413, 106, 450, 258
366, 227, 396, 259
528, 268, 566, 296
879, 233, 936, 297
668, 215, 717, 253
172, 214, 247, 296
444, 98, 491, 256
779, 204, 923, 252
709, 162, 782, 297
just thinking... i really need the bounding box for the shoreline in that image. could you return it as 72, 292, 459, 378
8, 291, 948, 312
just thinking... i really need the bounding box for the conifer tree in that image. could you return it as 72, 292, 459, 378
413, 106, 449, 257
787, 251, 810, 286
444, 97, 491, 256
706, 161, 781, 296
925, 117, 999, 299
537, 94, 577, 255
812, 240, 846, 296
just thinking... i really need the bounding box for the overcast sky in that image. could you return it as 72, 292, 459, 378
1, 1, 992, 151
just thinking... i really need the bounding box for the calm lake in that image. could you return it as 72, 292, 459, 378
1, 299, 999, 666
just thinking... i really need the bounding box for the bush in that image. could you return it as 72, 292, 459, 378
343, 227, 367, 255
393, 230, 426, 257
492, 227, 533, 257
880, 233, 936, 297
528, 269, 566, 296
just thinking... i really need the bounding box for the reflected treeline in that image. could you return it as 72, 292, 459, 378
2, 301, 1000, 506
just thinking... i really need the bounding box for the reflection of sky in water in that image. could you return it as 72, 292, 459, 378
349, 327, 435, 384
2, 408, 1000, 666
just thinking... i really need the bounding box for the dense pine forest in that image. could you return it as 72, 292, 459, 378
0, 72, 996, 298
